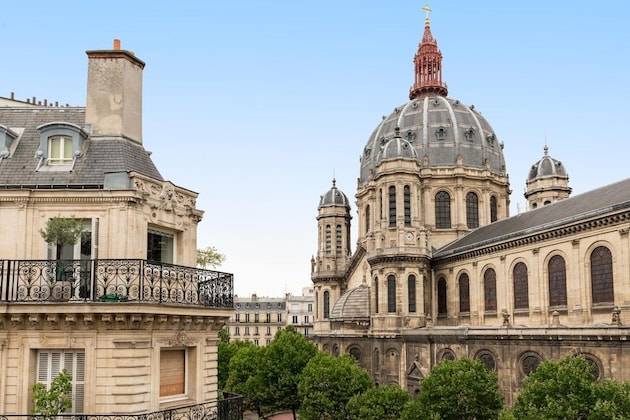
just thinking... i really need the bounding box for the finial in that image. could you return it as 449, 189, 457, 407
423, 4, 432, 26
332, 178, 336, 188
543, 145, 549, 156
394, 126, 401, 138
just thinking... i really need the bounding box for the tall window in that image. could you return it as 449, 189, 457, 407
374, 277, 379, 314
389, 186, 397, 227
48, 135, 73, 165
435, 191, 451, 229
404, 185, 411, 227
379, 189, 383, 220
408, 274, 417, 313
484, 268, 497, 311
336, 225, 342, 253
459, 273, 470, 313
160, 348, 187, 399
323, 291, 330, 319
490, 196, 498, 222
387, 275, 396, 313
365, 204, 371, 233
147, 229, 174, 264
513, 262, 529, 310
548, 255, 567, 307
325, 225, 331, 254
37, 350, 85, 413
466, 192, 479, 228
591, 246, 614, 304
437, 277, 447, 315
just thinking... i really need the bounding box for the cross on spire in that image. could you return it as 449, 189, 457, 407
423, 4, 432, 25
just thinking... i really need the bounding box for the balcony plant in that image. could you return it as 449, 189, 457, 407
39, 217, 85, 285
32, 369, 73, 419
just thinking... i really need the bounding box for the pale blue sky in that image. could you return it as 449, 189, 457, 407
2, 1, 629, 296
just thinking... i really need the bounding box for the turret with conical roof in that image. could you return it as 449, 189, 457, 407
525, 145, 571, 209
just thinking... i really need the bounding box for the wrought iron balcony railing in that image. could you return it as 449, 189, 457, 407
0, 259, 234, 308
0, 392, 243, 420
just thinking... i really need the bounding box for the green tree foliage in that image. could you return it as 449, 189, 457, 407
196, 246, 225, 269
346, 384, 410, 420
298, 353, 373, 420
32, 369, 73, 419
407, 358, 503, 420
39, 217, 85, 260
218, 336, 253, 390
225, 345, 267, 416
510, 355, 630, 419
262, 326, 318, 418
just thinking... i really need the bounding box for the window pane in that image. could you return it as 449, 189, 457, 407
513, 262, 529, 310
484, 269, 497, 311
389, 186, 396, 227
548, 255, 567, 307
437, 277, 447, 314
387, 275, 396, 313
466, 192, 479, 228
404, 186, 411, 227
591, 246, 614, 304
459, 273, 470, 313
435, 191, 451, 229
408, 274, 416, 313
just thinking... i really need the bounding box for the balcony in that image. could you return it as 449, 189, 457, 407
0, 259, 233, 308
0, 393, 243, 420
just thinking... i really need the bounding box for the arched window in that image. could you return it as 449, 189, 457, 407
374, 277, 379, 314
404, 185, 411, 227
389, 186, 396, 227
484, 268, 497, 312
513, 262, 529, 310
323, 291, 330, 319
548, 255, 567, 307
591, 246, 614, 304
379, 189, 383, 220
490, 196, 498, 222
387, 275, 396, 313
365, 204, 371, 234
335, 224, 342, 253
466, 192, 479, 228
435, 191, 451, 229
459, 273, 470, 313
408, 274, 416, 313
437, 277, 447, 315
325, 225, 331, 254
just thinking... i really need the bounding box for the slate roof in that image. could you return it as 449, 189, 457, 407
330, 284, 370, 320
435, 177, 630, 258
0, 106, 162, 188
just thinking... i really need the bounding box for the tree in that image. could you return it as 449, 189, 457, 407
218, 335, 253, 390
262, 326, 318, 419
510, 355, 630, 419
225, 345, 267, 416
32, 369, 73, 419
406, 358, 503, 420
40, 217, 85, 260
346, 384, 410, 420
196, 246, 225, 269
298, 353, 373, 420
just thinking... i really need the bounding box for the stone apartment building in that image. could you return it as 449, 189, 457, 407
0, 41, 237, 417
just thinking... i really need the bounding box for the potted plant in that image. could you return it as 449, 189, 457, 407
32, 369, 73, 420
39, 217, 85, 297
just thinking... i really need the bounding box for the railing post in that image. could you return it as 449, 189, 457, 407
139, 259, 144, 303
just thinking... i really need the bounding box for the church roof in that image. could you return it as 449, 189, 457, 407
527, 145, 569, 182
330, 284, 370, 320
318, 179, 350, 209
435, 177, 630, 258
0, 106, 162, 188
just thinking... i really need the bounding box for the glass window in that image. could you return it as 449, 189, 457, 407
404, 185, 411, 227
459, 273, 470, 313
484, 268, 497, 311
323, 291, 330, 319
374, 276, 379, 314
490, 196, 498, 222
590, 246, 614, 304
389, 186, 396, 227
513, 262, 529, 310
365, 204, 371, 233
147, 229, 174, 264
437, 277, 447, 315
336, 225, 342, 253
408, 274, 416, 313
466, 192, 479, 228
325, 225, 331, 254
37, 350, 85, 413
548, 255, 567, 307
435, 191, 451, 229
387, 275, 396, 313
48, 135, 73, 165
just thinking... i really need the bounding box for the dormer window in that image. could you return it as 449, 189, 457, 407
435, 126, 447, 140
464, 127, 475, 141
0, 124, 19, 163
48, 135, 73, 165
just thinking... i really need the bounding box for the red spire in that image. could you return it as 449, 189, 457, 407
409, 5, 448, 99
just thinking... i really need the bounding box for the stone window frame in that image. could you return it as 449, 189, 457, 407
35, 122, 88, 171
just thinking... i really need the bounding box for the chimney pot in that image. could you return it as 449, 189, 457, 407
10, 92, 14, 99
113, 39, 121, 50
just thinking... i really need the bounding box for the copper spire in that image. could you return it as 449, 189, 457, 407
409, 5, 448, 99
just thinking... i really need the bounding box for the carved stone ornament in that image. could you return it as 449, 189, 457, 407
159, 331, 199, 347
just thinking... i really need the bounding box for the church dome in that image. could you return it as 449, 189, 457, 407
358, 13, 506, 186
375, 127, 418, 165
318, 179, 350, 209
330, 285, 370, 320
527, 145, 568, 181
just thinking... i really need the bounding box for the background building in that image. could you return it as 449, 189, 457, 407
311, 10, 629, 404
0, 41, 236, 416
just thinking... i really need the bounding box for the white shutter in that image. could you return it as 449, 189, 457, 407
37, 350, 85, 413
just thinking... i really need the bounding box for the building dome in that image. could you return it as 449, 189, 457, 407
527, 145, 568, 181
359, 96, 506, 185
330, 285, 369, 320
318, 179, 350, 209
375, 127, 418, 165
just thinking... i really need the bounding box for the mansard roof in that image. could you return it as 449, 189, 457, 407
0, 106, 162, 188
435, 178, 630, 258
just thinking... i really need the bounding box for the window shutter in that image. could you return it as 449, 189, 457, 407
160, 349, 186, 397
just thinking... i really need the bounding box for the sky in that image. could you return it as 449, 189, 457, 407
2, 1, 629, 297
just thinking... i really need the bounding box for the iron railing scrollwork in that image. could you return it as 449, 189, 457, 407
0, 259, 233, 309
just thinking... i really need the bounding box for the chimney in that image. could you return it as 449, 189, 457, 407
85, 39, 146, 144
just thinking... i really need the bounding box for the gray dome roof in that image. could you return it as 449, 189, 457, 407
330, 284, 369, 320
376, 128, 418, 165
528, 146, 568, 181
359, 96, 506, 185
318, 179, 350, 209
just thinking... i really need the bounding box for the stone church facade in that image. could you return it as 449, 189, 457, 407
310, 11, 629, 404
